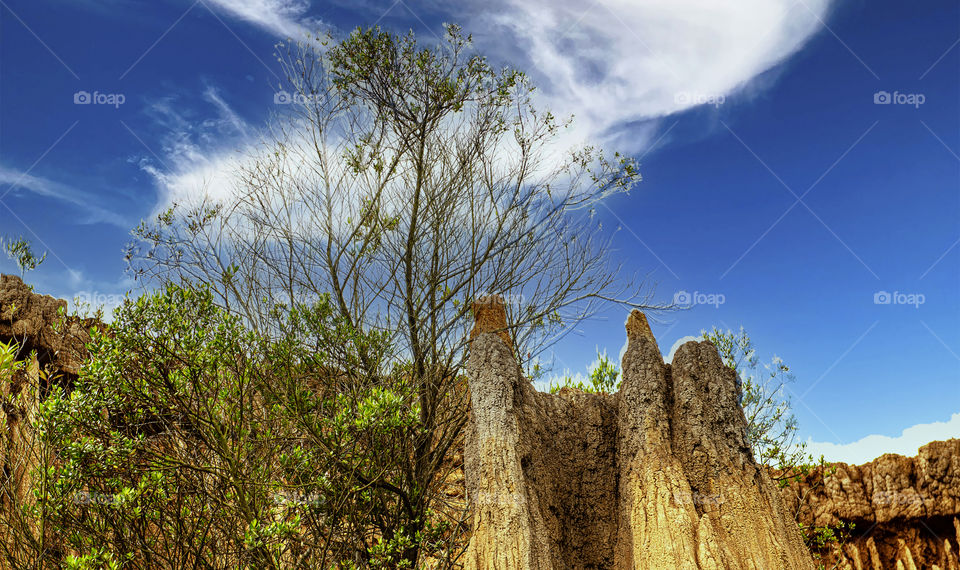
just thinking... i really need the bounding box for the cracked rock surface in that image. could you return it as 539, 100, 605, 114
463, 304, 814, 569
785, 439, 960, 570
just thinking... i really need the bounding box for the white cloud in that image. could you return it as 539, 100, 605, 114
202, 0, 323, 40
0, 166, 130, 228
157, 0, 836, 208
138, 88, 255, 211
202, 86, 251, 138
470, 0, 834, 150
143, 152, 241, 213
805, 413, 960, 465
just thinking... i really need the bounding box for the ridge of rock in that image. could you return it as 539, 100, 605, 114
0, 274, 96, 379
463, 304, 815, 569
787, 438, 960, 569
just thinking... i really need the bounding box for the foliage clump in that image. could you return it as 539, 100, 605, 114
1, 236, 45, 281
548, 352, 620, 394
1, 283, 462, 568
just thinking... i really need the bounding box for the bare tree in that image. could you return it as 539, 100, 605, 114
129, 25, 653, 565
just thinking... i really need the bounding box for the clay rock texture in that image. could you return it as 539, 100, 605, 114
469, 295, 514, 353
0, 274, 96, 378
1, 275, 97, 516
463, 306, 814, 569
785, 439, 960, 570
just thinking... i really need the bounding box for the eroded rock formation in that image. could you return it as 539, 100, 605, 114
0, 274, 95, 379
786, 439, 960, 570
1, 274, 95, 516
463, 300, 815, 569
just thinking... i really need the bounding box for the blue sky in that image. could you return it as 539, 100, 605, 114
0, 0, 957, 463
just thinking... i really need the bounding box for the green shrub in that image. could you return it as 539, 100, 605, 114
8, 283, 452, 568
548, 352, 620, 394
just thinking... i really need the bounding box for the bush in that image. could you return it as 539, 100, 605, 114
3, 283, 458, 568
548, 352, 620, 394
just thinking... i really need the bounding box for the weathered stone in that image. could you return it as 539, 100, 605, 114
0, 274, 97, 532
0, 274, 96, 378
469, 295, 514, 354
463, 308, 815, 569
786, 438, 960, 569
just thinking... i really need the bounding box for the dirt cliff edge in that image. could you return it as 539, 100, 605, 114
786, 438, 960, 570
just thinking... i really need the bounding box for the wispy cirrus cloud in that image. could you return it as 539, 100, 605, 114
137, 85, 254, 210
201, 0, 326, 40
200, 0, 835, 151
470, 0, 834, 148
0, 166, 130, 228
